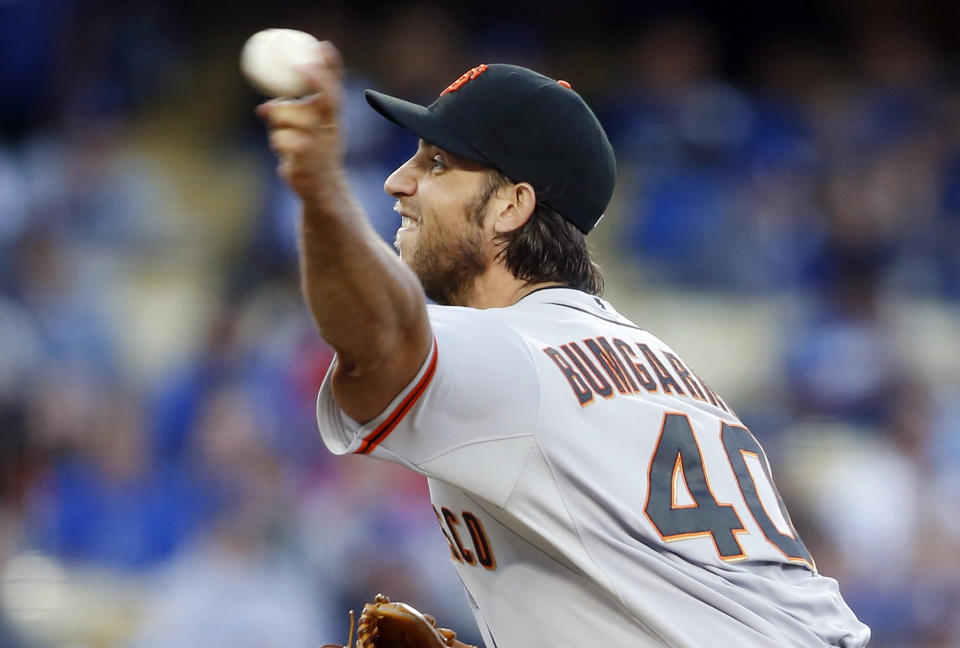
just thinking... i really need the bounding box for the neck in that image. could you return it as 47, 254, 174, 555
461, 264, 565, 309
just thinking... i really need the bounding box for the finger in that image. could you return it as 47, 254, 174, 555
268, 128, 316, 158
255, 97, 296, 121
258, 101, 320, 131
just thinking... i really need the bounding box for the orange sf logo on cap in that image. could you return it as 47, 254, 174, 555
441, 64, 489, 96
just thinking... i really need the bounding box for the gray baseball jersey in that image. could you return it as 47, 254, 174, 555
317, 287, 870, 647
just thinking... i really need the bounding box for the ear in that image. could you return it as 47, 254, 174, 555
492, 182, 536, 235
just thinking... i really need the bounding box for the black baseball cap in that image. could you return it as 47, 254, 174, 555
365, 64, 616, 234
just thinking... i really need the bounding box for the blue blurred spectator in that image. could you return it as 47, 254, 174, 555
130, 380, 334, 647
784, 238, 902, 425
25, 385, 204, 569
603, 17, 763, 287
0, 0, 73, 138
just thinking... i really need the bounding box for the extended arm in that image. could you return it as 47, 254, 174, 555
257, 42, 432, 422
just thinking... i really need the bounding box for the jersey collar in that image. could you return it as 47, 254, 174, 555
515, 287, 641, 330
516, 286, 617, 314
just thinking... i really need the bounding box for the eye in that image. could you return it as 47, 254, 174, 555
430, 154, 446, 171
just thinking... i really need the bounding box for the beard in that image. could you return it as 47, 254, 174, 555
405, 217, 488, 306
395, 186, 494, 306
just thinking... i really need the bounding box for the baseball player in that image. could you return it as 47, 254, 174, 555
258, 42, 870, 648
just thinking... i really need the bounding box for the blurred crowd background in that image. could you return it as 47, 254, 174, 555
1, 0, 959, 646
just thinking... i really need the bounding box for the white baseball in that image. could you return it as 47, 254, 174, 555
240, 28, 321, 97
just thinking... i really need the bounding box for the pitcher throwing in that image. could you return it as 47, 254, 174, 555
258, 42, 870, 647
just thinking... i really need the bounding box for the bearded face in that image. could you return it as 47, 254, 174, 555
390, 146, 501, 306
402, 211, 488, 306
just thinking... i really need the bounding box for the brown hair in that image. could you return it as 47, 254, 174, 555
477, 169, 605, 296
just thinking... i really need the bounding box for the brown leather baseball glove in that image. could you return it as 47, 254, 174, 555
322, 594, 477, 648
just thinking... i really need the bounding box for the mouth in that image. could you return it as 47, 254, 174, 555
395, 203, 420, 232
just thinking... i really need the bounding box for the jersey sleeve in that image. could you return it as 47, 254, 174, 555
316, 305, 540, 506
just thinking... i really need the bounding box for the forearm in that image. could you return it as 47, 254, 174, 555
258, 42, 432, 421
298, 179, 428, 375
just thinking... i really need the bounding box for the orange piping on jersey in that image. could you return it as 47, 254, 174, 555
738, 450, 796, 536
543, 346, 594, 406
585, 337, 638, 394
664, 352, 706, 402
613, 338, 658, 392
643, 412, 748, 562
636, 344, 686, 396
563, 342, 614, 398
442, 507, 475, 565
356, 339, 439, 455
722, 427, 816, 570
670, 454, 698, 509
433, 506, 464, 562
684, 416, 748, 562
462, 511, 497, 570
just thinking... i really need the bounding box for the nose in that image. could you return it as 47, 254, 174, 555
384, 158, 417, 197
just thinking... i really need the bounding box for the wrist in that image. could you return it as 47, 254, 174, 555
301, 168, 350, 213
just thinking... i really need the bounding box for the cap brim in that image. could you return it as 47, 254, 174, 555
364, 90, 488, 164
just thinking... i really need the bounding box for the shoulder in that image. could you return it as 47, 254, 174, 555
426, 304, 533, 362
